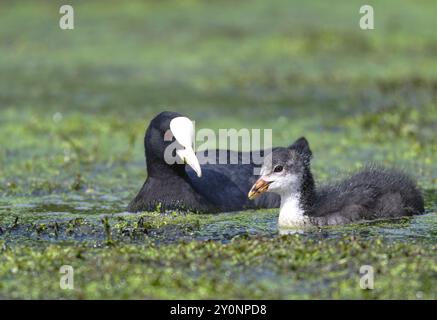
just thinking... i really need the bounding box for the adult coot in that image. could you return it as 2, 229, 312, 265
128, 111, 280, 213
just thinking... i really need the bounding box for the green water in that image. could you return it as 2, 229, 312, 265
0, 0, 436, 299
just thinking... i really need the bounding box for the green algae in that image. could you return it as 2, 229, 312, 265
0, 0, 437, 299
0, 235, 436, 299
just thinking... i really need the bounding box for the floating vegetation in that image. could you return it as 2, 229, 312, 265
0, 0, 436, 299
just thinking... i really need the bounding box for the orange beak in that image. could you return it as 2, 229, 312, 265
248, 178, 271, 200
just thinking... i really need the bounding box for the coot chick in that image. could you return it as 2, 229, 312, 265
248, 137, 424, 227
128, 111, 280, 213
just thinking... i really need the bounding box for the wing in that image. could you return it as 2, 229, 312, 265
186, 149, 280, 211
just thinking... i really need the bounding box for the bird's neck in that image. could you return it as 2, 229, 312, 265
278, 193, 308, 227
278, 167, 316, 228
146, 155, 187, 179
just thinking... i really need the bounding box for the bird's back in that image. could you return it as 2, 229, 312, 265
310, 167, 424, 224
186, 149, 280, 211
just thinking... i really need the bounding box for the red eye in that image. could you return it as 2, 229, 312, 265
274, 165, 283, 173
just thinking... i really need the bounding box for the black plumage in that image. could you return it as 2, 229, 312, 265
310, 167, 425, 225
128, 111, 280, 213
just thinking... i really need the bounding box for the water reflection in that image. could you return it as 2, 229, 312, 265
0, 193, 436, 246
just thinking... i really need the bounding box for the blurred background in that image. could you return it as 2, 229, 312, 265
1, 0, 436, 210
0, 0, 436, 300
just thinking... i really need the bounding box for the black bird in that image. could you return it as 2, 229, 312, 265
248, 137, 424, 227
128, 111, 280, 213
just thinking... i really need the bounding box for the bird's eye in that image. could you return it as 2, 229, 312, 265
274, 165, 283, 173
